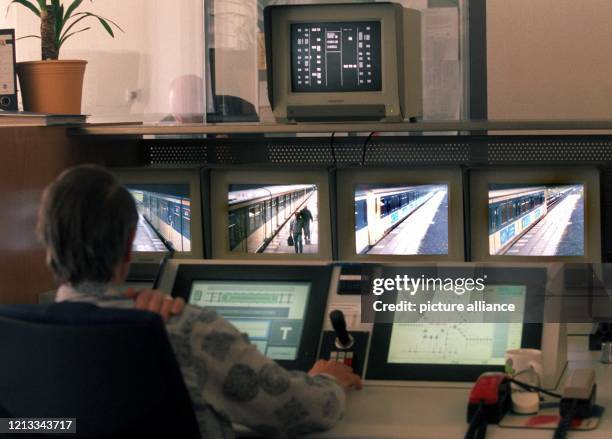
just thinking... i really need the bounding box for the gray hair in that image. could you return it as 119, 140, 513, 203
37, 164, 138, 288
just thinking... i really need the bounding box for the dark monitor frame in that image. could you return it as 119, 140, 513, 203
470, 166, 601, 263
336, 167, 465, 262
171, 263, 332, 371
265, 2, 409, 122
112, 167, 205, 270
210, 168, 333, 260
365, 266, 545, 382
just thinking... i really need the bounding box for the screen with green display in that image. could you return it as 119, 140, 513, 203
189, 280, 311, 360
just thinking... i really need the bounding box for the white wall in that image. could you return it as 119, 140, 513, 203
0, 0, 204, 120
487, 0, 612, 120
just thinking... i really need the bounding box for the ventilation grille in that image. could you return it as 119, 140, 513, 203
144, 137, 612, 166
149, 143, 208, 165
144, 137, 473, 166
488, 139, 612, 163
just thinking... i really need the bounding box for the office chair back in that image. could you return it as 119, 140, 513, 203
0, 302, 201, 438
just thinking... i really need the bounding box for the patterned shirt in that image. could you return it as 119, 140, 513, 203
56, 286, 345, 438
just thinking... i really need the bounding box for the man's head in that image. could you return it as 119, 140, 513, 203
37, 165, 138, 291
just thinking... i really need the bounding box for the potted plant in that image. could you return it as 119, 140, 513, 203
8, 0, 122, 114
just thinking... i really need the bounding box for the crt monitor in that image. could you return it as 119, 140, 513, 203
366, 266, 545, 382
210, 169, 333, 260
265, 2, 422, 122
169, 262, 335, 371
336, 168, 465, 262
470, 167, 601, 262
112, 167, 204, 268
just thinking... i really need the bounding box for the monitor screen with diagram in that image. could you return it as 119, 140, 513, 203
366, 267, 544, 381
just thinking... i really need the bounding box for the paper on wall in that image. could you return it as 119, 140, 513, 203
422, 7, 461, 120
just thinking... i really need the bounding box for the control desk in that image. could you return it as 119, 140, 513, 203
151, 260, 610, 438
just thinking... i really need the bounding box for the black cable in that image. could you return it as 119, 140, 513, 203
152, 249, 175, 290
464, 401, 487, 439
361, 131, 376, 166
509, 378, 562, 399
330, 132, 337, 165
554, 399, 578, 439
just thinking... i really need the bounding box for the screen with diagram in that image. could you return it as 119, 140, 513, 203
126, 184, 191, 253
387, 285, 527, 365
488, 184, 585, 256
354, 184, 449, 255
291, 21, 382, 93
189, 280, 310, 361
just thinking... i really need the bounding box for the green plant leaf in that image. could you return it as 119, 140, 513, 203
96, 16, 114, 37
7, 0, 40, 17
64, 0, 83, 20
59, 13, 89, 42
71, 11, 124, 34
16, 34, 41, 40
35, 0, 46, 12
59, 26, 91, 46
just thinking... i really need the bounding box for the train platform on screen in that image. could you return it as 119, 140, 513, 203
367, 189, 448, 255
503, 188, 584, 256
132, 215, 168, 252
263, 191, 319, 254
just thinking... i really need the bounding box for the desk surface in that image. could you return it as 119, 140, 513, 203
317, 336, 611, 438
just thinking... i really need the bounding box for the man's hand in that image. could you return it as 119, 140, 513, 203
123, 288, 185, 322
308, 359, 363, 391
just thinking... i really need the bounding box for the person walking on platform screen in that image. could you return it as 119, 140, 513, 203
36, 165, 362, 438
289, 211, 305, 253
301, 206, 313, 244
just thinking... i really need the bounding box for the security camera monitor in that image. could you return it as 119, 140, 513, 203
470, 168, 600, 262
488, 184, 584, 257
127, 184, 192, 253
228, 184, 319, 255
112, 168, 204, 278
354, 184, 448, 255
336, 168, 464, 262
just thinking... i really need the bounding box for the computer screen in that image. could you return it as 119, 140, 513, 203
386, 284, 527, 366
366, 267, 544, 381
265, 3, 422, 122
354, 184, 448, 255
470, 168, 600, 262
228, 184, 319, 254
488, 184, 584, 257
337, 168, 464, 261
291, 21, 382, 93
112, 167, 204, 273
189, 280, 310, 361
127, 184, 192, 253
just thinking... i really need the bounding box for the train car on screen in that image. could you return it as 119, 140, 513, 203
131, 190, 191, 252
488, 186, 578, 255
228, 184, 316, 252
354, 185, 443, 254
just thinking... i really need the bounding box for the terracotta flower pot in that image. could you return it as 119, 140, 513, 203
16, 60, 87, 114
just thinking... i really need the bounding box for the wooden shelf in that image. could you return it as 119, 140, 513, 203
72, 119, 612, 137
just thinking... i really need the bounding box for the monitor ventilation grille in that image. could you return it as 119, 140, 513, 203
144, 137, 612, 165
